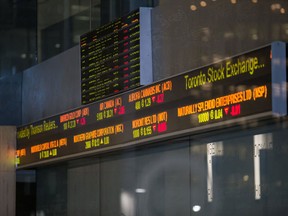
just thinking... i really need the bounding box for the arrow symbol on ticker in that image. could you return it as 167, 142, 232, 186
152, 96, 156, 102
76, 119, 79, 124
114, 108, 117, 114
224, 107, 229, 115
153, 124, 157, 131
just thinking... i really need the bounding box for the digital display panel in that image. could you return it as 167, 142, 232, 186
80, 8, 152, 105
16, 43, 286, 168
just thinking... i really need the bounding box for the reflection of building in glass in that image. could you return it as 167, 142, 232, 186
207, 142, 223, 202
254, 133, 273, 200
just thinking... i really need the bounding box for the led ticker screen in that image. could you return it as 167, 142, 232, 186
80, 8, 152, 105
16, 43, 286, 168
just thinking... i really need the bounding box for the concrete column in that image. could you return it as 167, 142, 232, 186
0, 126, 16, 216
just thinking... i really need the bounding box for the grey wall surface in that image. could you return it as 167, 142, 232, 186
151, 0, 288, 81
22, 45, 81, 124
0, 73, 22, 125
0, 126, 16, 216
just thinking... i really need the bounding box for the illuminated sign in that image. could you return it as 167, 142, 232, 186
80, 8, 152, 104
16, 42, 287, 168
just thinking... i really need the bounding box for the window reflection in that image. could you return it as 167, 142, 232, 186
37, 0, 155, 61
207, 142, 223, 202
120, 189, 135, 216
38, 0, 101, 61
33, 123, 288, 215
253, 133, 273, 200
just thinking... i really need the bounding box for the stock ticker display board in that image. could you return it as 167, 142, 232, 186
80, 8, 152, 105
16, 43, 287, 168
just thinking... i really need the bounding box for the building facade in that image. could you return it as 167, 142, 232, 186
1, 0, 288, 215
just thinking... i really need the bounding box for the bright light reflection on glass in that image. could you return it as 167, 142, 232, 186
200, 1, 207, 7
190, 5, 197, 11
135, 188, 146, 193
243, 175, 249, 182
253, 133, 273, 200
271, 3, 281, 11
207, 142, 223, 202
192, 205, 201, 212
121, 190, 135, 215
21, 53, 27, 59
252, 34, 258, 40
